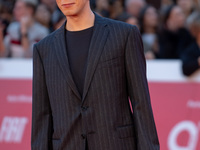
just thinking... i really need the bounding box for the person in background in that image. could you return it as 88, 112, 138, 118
35, 3, 53, 32
146, 0, 161, 9
125, 0, 146, 18
0, 20, 5, 55
0, 1, 13, 36
95, 0, 109, 17
2, 0, 49, 58
158, 5, 194, 59
39, 0, 62, 29
53, 11, 66, 30
139, 5, 159, 59
160, 0, 174, 13
115, 12, 139, 28
181, 12, 200, 76
0, 1, 14, 55
39, 0, 57, 14
176, 0, 195, 18
161, 0, 174, 7
109, 0, 124, 19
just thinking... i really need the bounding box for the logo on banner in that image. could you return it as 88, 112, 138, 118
0, 117, 28, 143
168, 121, 200, 150
187, 100, 200, 109
7, 95, 32, 103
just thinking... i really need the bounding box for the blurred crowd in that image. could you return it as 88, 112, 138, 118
0, 0, 200, 76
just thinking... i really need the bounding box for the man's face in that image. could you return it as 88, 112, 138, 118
56, 0, 89, 16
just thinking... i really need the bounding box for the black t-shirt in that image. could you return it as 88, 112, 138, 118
66, 26, 94, 97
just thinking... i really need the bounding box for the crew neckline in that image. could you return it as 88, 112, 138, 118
66, 26, 94, 34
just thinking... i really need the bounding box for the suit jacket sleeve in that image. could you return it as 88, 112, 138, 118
31, 44, 53, 150
125, 25, 160, 149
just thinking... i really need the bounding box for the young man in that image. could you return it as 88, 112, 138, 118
31, 0, 159, 149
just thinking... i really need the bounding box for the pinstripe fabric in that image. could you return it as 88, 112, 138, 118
31, 12, 159, 150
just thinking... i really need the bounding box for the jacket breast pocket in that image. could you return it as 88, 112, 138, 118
116, 124, 135, 139
97, 55, 123, 69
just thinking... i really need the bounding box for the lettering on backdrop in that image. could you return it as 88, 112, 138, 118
187, 100, 200, 109
0, 117, 28, 143
168, 121, 200, 150
7, 95, 32, 103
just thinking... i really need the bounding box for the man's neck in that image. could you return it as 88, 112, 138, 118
66, 9, 95, 31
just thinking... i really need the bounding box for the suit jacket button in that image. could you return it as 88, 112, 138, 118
81, 134, 86, 139
81, 106, 88, 111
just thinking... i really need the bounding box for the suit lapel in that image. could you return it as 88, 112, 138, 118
54, 13, 109, 102
54, 23, 82, 100
82, 13, 109, 103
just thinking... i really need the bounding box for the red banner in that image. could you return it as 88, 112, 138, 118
149, 82, 200, 150
0, 80, 32, 150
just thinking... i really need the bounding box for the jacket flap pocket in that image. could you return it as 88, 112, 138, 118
116, 124, 135, 139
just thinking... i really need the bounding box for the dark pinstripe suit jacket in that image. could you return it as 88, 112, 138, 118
31, 12, 159, 150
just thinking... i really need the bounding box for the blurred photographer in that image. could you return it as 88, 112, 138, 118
181, 12, 200, 76
2, 0, 49, 58
158, 5, 194, 59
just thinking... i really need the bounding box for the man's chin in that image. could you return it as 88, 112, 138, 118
62, 10, 79, 17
